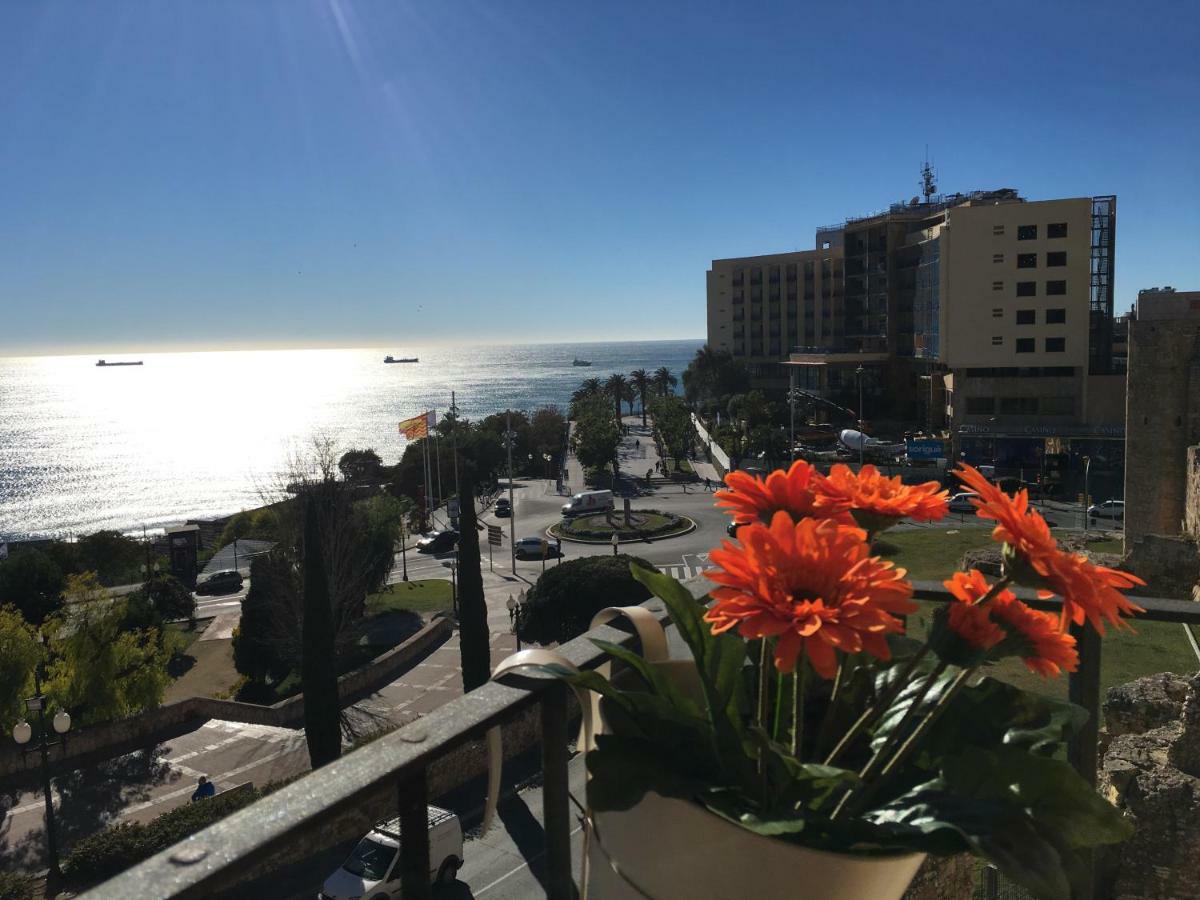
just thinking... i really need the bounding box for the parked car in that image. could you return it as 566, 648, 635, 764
946, 492, 979, 514
1088, 499, 1125, 520
195, 569, 243, 595
416, 530, 459, 554
320, 806, 463, 899
515, 536, 562, 560
561, 489, 614, 518
494, 498, 512, 518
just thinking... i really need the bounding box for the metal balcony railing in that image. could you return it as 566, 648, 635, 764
89, 584, 1200, 900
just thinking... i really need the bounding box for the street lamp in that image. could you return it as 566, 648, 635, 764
12, 645, 71, 879
855, 365, 866, 468
399, 516, 409, 582
1082, 455, 1092, 534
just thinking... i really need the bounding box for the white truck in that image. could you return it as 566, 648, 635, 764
561, 489, 615, 518
319, 806, 463, 898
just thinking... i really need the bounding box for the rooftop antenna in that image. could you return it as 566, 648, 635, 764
920, 147, 937, 203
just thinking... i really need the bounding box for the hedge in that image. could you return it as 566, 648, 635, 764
62, 786, 262, 885
0, 873, 32, 900
517, 554, 658, 645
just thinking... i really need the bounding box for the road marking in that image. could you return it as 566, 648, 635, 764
474, 823, 584, 896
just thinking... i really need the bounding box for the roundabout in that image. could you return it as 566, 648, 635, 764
548, 508, 696, 544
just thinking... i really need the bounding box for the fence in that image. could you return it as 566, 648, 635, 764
90, 582, 1200, 900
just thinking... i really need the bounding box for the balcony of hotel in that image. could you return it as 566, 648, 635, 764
87, 577, 1200, 900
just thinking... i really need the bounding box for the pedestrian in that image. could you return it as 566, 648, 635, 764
635, 439, 640, 449
704, 476, 712, 492
191, 776, 216, 802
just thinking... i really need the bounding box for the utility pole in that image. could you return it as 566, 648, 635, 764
506, 410, 516, 574
856, 365, 865, 468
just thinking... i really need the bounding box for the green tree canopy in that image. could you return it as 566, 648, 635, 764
0, 549, 65, 625
650, 396, 695, 468
44, 573, 171, 726
0, 606, 40, 730
682, 345, 750, 410
338, 448, 385, 483
571, 394, 622, 479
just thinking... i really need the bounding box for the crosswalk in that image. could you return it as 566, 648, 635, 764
658, 553, 713, 582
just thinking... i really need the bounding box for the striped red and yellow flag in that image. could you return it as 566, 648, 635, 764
398, 412, 429, 440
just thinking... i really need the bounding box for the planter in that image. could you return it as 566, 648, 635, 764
589, 791, 925, 900
586, 650, 925, 900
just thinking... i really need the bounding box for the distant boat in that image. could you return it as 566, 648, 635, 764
384, 356, 419, 364
96, 359, 143, 367
572, 358, 592, 367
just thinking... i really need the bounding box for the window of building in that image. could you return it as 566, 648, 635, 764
1017, 225, 1038, 240
1041, 396, 1074, 415
993, 253, 1005, 263
1045, 337, 1066, 352
1046, 280, 1067, 295
1047, 222, 1068, 238
1047, 251, 1067, 267
1016, 281, 1036, 297
992, 335, 1003, 345
992, 280, 1003, 291
992, 308, 1004, 318
769, 266, 780, 285
992, 224, 1005, 236
732, 269, 744, 287
966, 397, 995, 415
1016, 309, 1036, 325
804, 261, 814, 279
1046, 308, 1066, 324
786, 263, 797, 282
1000, 397, 1039, 415
751, 269, 763, 285
1017, 253, 1037, 268
1016, 338, 1035, 353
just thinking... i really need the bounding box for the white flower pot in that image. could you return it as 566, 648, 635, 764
588, 791, 926, 900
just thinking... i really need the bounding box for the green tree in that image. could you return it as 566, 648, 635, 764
605, 373, 629, 424
43, 573, 170, 726
572, 394, 622, 481
0, 549, 65, 625
455, 476, 490, 693
301, 493, 340, 769
214, 506, 284, 549
517, 555, 658, 645
232, 552, 296, 684
0, 606, 39, 730
682, 345, 750, 412
652, 366, 678, 398
139, 574, 196, 625
650, 396, 695, 470
360, 494, 404, 593
337, 448, 385, 483
74, 530, 145, 585
630, 368, 651, 427
529, 406, 567, 477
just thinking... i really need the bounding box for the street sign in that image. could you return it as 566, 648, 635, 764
487, 525, 503, 547
906, 438, 947, 461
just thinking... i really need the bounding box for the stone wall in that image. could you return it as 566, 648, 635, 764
1121, 533, 1200, 600
1100, 672, 1200, 899
1186, 446, 1200, 539
0, 618, 452, 780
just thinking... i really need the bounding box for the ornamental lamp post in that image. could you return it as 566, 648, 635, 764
855, 365, 866, 469
507, 595, 522, 652
1083, 455, 1092, 535
12, 644, 71, 879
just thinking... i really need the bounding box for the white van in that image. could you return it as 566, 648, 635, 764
320, 806, 463, 898
561, 489, 614, 517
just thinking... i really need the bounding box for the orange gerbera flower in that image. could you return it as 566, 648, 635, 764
821, 464, 949, 531
1036, 551, 1145, 634
990, 594, 1079, 677
943, 570, 1006, 651
952, 464, 1144, 632
716, 460, 853, 527
704, 513, 915, 678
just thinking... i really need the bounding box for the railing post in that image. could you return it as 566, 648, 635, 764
398, 768, 432, 900
542, 681, 573, 899
1067, 621, 1102, 900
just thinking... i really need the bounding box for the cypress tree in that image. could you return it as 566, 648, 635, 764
301, 492, 341, 768
456, 474, 491, 693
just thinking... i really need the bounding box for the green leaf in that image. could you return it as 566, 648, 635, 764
589, 638, 703, 719
870, 664, 959, 754
585, 735, 709, 811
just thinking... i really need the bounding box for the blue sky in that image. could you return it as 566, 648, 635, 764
1, 0, 1197, 355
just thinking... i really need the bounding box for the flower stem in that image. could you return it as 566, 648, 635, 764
857, 661, 947, 783
772, 669, 785, 742
823, 645, 928, 766
757, 639, 771, 808
791, 650, 807, 757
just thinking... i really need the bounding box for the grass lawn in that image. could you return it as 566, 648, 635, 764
366, 578, 454, 615
883, 527, 1197, 699
1087, 538, 1123, 554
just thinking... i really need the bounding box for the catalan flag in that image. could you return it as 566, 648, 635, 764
399, 411, 430, 440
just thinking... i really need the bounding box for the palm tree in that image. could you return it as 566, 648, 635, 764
605, 373, 629, 425
653, 366, 677, 397
630, 369, 651, 427
580, 377, 602, 395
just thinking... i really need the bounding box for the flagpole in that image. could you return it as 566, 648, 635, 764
450, 391, 460, 500
434, 414, 444, 521
422, 430, 432, 532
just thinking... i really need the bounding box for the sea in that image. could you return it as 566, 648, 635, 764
0, 340, 702, 540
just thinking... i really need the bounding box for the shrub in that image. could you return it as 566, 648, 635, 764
0, 872, 32, 900
517, 554, 658, 645
62, 787, 261, 884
